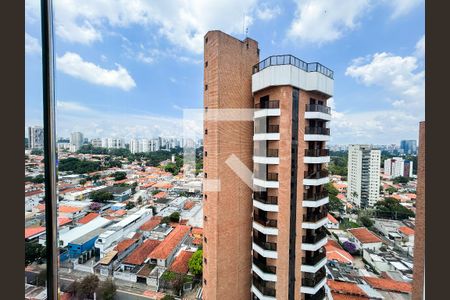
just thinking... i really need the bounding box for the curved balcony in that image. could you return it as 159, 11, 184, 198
301, 250, 327, 273
254, 100, 281, 119
301, 268, 327, 295
253, 238, 277, 259
304, 149, 330, 164
305, 104, 332, 121
301, 230, 328, 251
253, 214, 278, 235
252, 258, 277, 282
254, 148, 279, 165
303, 170, 329, 186
303, 191, 329, 208
252, 274, 276, 299
304, 127, 330, 142
304, 287, 326, 300
254, 172, 279, 189
253, 193, 278, 212
302, 209, 329, 230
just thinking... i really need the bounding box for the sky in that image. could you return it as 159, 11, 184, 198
25, 0, 425, 145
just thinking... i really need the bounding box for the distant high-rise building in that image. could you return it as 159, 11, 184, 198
129, 139, 139, 154
101, 138, 124, 149
28, 126, 44, 149
24, 137, 29, 149
348, 145, 381, 208
384, 157, 413, 178
70, 132, 84, 151
203, 30, 334, 300
412, 122, 425, 300
91, 138, 102, 148
400, 140, 417, 155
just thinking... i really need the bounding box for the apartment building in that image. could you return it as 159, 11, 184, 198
28, 126, 44, 149
203, 30, 334, 300
412, 122, 425, 300
384, 157, 413, 178
70, 132, 84, 151
347, 145, 381, 208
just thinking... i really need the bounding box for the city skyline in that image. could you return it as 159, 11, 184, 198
26, 0, 424, 144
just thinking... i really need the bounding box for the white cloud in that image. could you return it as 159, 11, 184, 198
415, 35, 425, 58
287, 0, 371, 45
26, 0, 260, 53
386, 0, 423, 19
57, 101, 91, 112
25, 33, 41, 54
56, 52, 136, 91
256, 3, 281, 21
345, 51, 424, 110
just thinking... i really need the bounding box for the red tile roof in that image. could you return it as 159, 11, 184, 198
25, 226, 46, 239
183, 200, 195, 210
114, 239, 138, 253
25, 190, 44, 197
328, 280, 367, 297
153, 192, 167, 199
327, 213, 339, 224
58, 205, 82, 213
139, 217, 162, 231
398, 226, 415, 236
169, 250, 193, 274
348, 227, 383, 244
362, 277, 412, 293
149, 225, 190, 260
326, 241, 354, 264
77, 212, 99, 224
123, 239, 161, 265
58, 217, 72, 226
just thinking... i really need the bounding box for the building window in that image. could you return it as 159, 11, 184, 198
204, 257, 207, 264
205, 37, 208, 44
205, 84, 208, 91
205, 129, 208, 134
205, 173, 207, 178
204, 237, 207, 243
204, 215, 207, 221
204, 279, 207, 285
205, 106, 208, 112
204, 194, 207, 200
205, 61, 208, 68
205, 151, 207, 157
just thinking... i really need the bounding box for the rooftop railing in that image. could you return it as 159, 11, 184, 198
306, 104, 331, 114
253, 55, 334, 79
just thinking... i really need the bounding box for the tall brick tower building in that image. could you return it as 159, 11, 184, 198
203, 31, 334, 300
412, 121, 425, 300
202, 31, 259, 300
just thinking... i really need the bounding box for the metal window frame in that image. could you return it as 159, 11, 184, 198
40, 0, 59, 299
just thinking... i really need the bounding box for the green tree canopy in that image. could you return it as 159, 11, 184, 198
96, 278, 117, 300
375, 197, 415, 220
188, 249, 203, 276
112, 171, 127, 181
169, 212, 180, 223
90, 191, 114, 203
58, 157, 101, 174
25, 242, 46, 266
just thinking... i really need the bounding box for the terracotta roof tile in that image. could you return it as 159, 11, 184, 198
77, 213, 99, 224
169, 251, 193, 274
348, 227, 383, 244
139, 217, 162, 231
58, 217, 72, 226
58, 205, 82, 213
398, 226, 415, 236
25, 226, 46, 239
183, 200, 195, 210
362, 276, 412, 293
328, 280, 367, 297
123, 239, 161, 265
327, 213, 339, 224
148, 225, 190, 260
114, 239, 138, 253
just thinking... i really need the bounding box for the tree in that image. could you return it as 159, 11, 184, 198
79, 179, 87, 186
375, 197, 415, 220
112, 171, 127, 181
160, 216, 171, 224
359, 216, 374, 228
25, 242, 46, 266
90, 191, 114, 203
342, 241, 357, 254
67, 280, 80, 297
89, 202, 102, 211
329, 197, 344, 212
78, 274, 100, 299
97, 278, 117, 300
393, 176, 410, 185
58, 157, 101, 174
188, 249, 203, 276
137, 196, 143, 205
29, 174, 45, 184
152, 189, 162, 195
125, 202, 135, 210
31, 149, 44, 155
169, 212, 180, 223
385, 187, 397, 194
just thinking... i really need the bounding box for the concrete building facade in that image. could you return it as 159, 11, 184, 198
347, 145, 381, 208
28, 126, 44, 149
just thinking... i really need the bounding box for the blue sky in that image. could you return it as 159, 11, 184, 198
25, 0, 425, 144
